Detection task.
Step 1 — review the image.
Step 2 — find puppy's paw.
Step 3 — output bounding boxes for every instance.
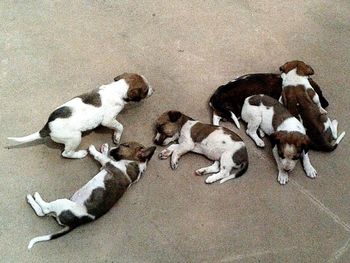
[205,175,219,184]
[305,165,317,179]
[100,143,109,155]
[170,159,179,170]
[320,107,327,115]
[278,172,289,185]
[76,150,88,159]
[33,192,41,201]
[159,149,172,160]
[255,139,265,148]
[88,145,97,154]
[113,132,122,145]
[26,194,34,203]
[195,168,206,176]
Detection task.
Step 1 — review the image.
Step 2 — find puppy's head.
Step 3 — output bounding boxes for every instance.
[154,111,185,145]
[271,131,310,172]
[279,60,314,76]
[114,73,153,102]
[109,142,156,163]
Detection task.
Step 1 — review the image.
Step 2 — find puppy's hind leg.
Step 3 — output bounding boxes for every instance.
[57,133,87,159]
[246,116,265,147]
[205,152,231,184]
[195,161,220,176]
[27,194,45,216]
[102,118,124,145]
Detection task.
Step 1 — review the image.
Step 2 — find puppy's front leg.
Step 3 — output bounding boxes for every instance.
[272,146,289,185]
[89,145,111,166]
[102,118,124,145]
[170,143,193,170]
[159,144,178,160]
[302,151,317,179]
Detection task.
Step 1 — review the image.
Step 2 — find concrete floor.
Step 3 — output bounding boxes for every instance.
[1,1,349,262]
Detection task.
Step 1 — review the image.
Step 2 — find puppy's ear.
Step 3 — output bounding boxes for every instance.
[137,146,156,162]
[168,111,182,122]
[297,62,314,76]
[114,73,126,82]
[279,63,287,73]
[300,135,310,153]
[270,131,284,147]
[126,88,142,102]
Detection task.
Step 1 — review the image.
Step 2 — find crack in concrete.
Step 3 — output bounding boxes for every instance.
[291,181,350,233]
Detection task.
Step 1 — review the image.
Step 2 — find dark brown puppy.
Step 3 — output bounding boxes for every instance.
[282,85,345,152]
[209,72,329,128]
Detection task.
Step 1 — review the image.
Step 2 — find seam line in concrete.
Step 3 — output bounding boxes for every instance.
[291,180,350,233]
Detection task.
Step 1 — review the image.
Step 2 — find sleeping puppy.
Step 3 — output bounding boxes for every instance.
[8,73,153,158]
[26,142,156,249]
[209,68,329,128]
[279,60,327,114]
[241,95,315,185]
[280,61,345,151]
[282,85,345,151]
[154,111,248,184]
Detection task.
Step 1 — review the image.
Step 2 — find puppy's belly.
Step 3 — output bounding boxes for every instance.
[71,170,107,205]
[193,145,222,160]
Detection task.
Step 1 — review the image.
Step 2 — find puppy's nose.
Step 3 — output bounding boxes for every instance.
[283,168,292,172]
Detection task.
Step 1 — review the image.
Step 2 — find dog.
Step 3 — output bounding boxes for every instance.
[26,141,156,249]
[209,69,329,129]
[154,111,248,184]
[241,95,315,185]
[8,73,153,158]
[280,61,345,151]
[281,85,345,151]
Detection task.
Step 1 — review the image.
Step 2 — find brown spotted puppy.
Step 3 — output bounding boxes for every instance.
[26,142,156,250]
[279,60,327,114]
[241,95,314,185]
[281,85,345,151]
[8,73,153,159]
[154,111,248,184]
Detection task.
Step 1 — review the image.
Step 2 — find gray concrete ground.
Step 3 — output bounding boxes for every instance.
[1,1,349,262]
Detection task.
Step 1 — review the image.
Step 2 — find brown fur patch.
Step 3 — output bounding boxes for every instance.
[155,111,192,144]
[279,60,314,76]
[115,73,149,102]
[190,123,218,142]
[76,90,102,107]
[126,162,140,181]
[272,131,310,157]
[110,142,144,162]
[222,127,243,142]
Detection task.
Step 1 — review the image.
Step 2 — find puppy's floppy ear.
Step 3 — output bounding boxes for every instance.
[300,135,310,153]
[297,62,314,76]
[137,146,156,162]
[114,73,126,82]
[168,111,182,122]
[279,63,287,73]
[270,131,284,147]
[126,88,142,102]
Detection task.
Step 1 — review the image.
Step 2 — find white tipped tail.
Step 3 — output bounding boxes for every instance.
[230,111,240,129]
[28,234,52,250]
[7,132,41,144]
[335,131,346,145]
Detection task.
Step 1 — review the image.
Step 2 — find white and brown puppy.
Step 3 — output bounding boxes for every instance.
[241,95,315,185]
[279,60,326,114]
[26,142,156,249]
[154,111,248,184]
[8,73,153,158]
[209,71,329,128]
[281,85,345,151]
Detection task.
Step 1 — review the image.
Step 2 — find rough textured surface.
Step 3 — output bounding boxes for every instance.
[1,1,349,262]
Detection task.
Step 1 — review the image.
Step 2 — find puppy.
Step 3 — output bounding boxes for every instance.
[154,111,248,184]
[209,70,329,128]
[26,142,156,249]
[279,60,327,114]
[282,85,345,151]
[8,73,153,158]
[241,95,315,185]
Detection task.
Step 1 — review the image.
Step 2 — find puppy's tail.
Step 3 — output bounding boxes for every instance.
[28,226,74,250]
[220,161,248,184]
[7,131,42,144]
[8,123,50,144]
